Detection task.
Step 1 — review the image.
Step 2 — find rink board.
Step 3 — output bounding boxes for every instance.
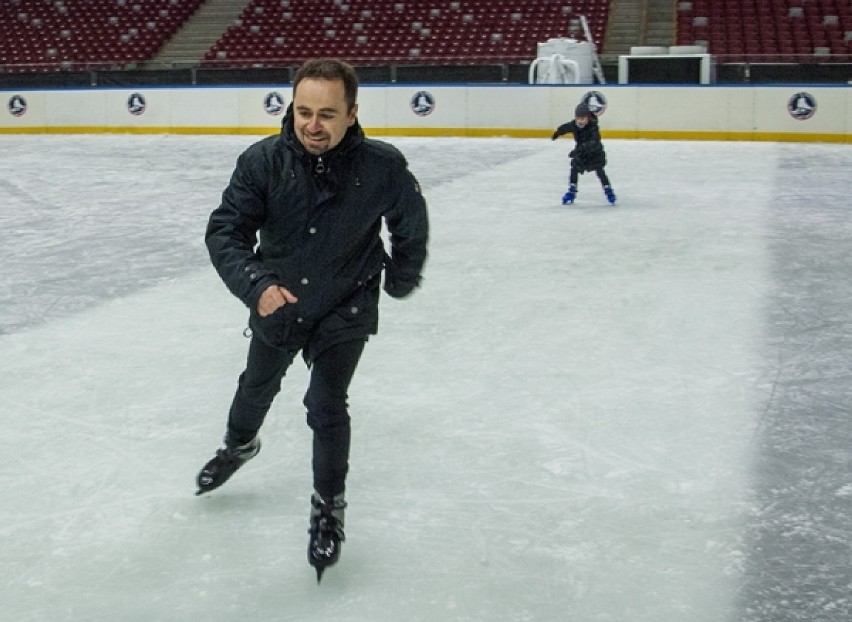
[1,84,849,142]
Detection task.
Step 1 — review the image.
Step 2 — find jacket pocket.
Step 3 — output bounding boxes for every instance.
[333,275,381,333]
[248,304,296,350]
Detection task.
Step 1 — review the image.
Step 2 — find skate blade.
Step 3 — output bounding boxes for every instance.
[315,566,325,583]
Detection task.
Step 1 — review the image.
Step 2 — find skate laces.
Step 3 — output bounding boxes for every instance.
[216,446,241,462]
[310,497,347,540]
[316,515,345,541]
[205,441,257,474]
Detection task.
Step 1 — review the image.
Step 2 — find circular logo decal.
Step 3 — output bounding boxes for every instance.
[127,92,147,116]
[8,95,27,117]
[582,91,607,116]
[787,92,816,120]
[264,91,285,116]
[410,91,436,116]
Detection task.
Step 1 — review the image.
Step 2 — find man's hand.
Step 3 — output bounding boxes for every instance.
[257,285,298,317]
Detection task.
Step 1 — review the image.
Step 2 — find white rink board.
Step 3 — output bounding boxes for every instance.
[1,84,849,140]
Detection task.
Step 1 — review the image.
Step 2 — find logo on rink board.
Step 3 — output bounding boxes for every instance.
[582,91,607,116]
[264,91,285,116]
[8,94,27,117]
[127,92,146,116]
[787,92,817,120]
[410,91,435,116]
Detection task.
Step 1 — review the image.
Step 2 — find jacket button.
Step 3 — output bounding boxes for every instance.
[309,227,317,234]
[301,277,309,285]
[296,317,304,324]
[350,306,359,314]
[249,273,258,281]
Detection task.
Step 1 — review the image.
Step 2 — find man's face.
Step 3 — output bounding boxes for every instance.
[293,77,357,155]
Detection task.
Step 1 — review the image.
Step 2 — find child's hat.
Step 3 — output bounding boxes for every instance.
[575,102,591,117]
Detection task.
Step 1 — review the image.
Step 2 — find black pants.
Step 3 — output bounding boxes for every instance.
[227,337,366,499]
[570,165,611,187]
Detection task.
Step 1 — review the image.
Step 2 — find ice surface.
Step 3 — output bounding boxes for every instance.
[1,134,850,622]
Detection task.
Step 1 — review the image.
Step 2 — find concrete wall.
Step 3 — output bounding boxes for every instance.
[1,84,850,142]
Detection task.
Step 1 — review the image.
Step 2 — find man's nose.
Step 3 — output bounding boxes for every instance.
[307,116,322,131]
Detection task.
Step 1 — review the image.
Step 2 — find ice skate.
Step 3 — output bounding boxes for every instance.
[195,435,261,495]
[308,492,347,583]
[603,185,616,205]
[562,183,578,205]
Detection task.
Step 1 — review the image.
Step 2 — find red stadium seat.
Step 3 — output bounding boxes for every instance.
[675,0,850,62]
[201,0,614,66]
[0,0,204,72]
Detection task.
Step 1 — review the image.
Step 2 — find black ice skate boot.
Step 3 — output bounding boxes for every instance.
[195,435,261,495]
[308,491,347,583]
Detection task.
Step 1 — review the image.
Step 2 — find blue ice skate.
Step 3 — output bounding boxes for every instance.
[562,183,578,205]
[603,185,616,205]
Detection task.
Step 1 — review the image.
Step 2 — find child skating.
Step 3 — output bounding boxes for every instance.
[551,102,616,205]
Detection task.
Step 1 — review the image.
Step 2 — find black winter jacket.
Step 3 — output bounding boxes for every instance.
[206,107,429,361]
[552,115,607,173]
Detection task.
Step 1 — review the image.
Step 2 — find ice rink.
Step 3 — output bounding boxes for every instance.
[1,133,851,622]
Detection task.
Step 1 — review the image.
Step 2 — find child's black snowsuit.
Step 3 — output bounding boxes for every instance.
[551,114,610,187]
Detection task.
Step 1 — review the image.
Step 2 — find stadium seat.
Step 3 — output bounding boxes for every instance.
[675,0,850,62]
[201,0,613,67]
[0,0,203,72]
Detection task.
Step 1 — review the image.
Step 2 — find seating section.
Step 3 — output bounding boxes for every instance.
[203,0,612,67]
[5,0,848,72]
[0,0,203,72]
[676,0,851,62]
